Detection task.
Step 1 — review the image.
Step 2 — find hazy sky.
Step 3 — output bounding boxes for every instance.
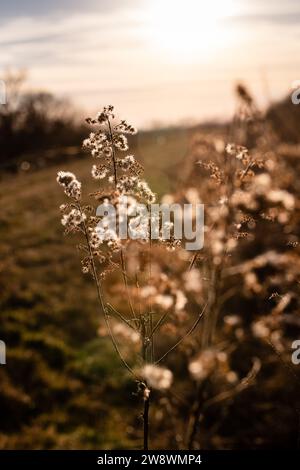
[0,0,299,127]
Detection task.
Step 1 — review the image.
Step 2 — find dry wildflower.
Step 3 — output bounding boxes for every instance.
[57,105,158,275]
[175,290,187,312]
[117,155,134,170]
[113,133,129,151]
[154,294,173,310]
[183,269,202,292]
[236,83,253,107]
[91,164,109,180]
[56,106,189,450]
[116,175,138,193]
[188,349,216,381]
[114,119,137,135]
[85,105,115,125]
[226,143,248,161]
[61,208,86,230]
[56,171,81,200]
[197,160,223,184]
[141,364,173,390]
[56,170,76,187]
[140,285,157,298]
[99,322,140,345]
[267,190,295,211]
[136,180,156,203]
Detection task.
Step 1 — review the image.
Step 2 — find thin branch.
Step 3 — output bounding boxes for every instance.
[149,310,170,339]
[79,204,137,379]
[203,357,261,408]
[155,301,208,365]
[104,312,139,378]
[107,118,118,186]
[143,391,150,450]
[106,303,138,331]
[120,248,138,326]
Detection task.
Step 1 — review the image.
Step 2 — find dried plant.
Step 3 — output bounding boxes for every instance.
[56,106,207,449]
[160,85,299,449]
[55,96,299,450]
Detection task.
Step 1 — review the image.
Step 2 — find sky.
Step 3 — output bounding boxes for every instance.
[0,0,299,127]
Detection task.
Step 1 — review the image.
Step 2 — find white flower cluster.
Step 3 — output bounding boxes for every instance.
[116,177,156,204]
[141,364,173,390]
[117,155,136,171]
[136,180,156,204]
[128,212,150,240]
[89,226,119,250]
[111,323,140,344]
[83,131,112,158]
[154,294,173,310]
[153,290,187,312]
[83,106,156,205]
[113,134,129,151]
[226,143,248,160]
[188,349,216,381]
[117,175,139,193]
[86,105,115,125]
[56,171,81,200]
[114,119,137,135]
[91,164,109,180]
[61,208,86,229]
[183,269,202,292]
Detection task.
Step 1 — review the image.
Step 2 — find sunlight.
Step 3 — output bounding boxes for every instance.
[145,0,238,60]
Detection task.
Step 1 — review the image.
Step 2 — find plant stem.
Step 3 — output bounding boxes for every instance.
[187,384,203,450]
[79,203,136,377]
[143,391,150,450]
[107,118,137,327]
[107,118,118,186]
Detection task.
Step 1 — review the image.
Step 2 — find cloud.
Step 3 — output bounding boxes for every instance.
[232,12,300,26]
[0,0,137,22]
[0,10,144,72]
[0,0,299,126]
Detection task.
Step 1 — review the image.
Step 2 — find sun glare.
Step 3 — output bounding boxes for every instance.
[145,0,237,60]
